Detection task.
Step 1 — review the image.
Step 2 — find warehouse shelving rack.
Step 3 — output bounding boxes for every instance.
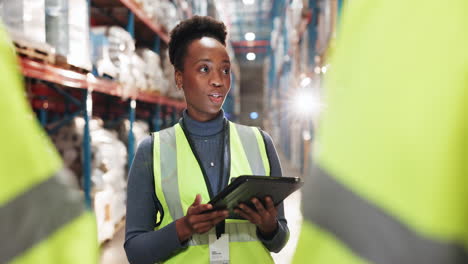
[21,0,187,207]
[265,0,342,175]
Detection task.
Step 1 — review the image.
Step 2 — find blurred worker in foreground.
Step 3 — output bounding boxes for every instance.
[0,24,99,263]
[293,0,468,263]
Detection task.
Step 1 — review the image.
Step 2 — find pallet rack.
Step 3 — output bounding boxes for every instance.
[21,0,186,208]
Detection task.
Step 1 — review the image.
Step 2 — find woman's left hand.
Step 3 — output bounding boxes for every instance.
[234,196,278,237]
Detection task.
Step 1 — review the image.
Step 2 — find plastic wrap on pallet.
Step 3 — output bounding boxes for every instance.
[91,26,139,98]
[270,17,280,51]
[45,0,69,56]
[1,0,46,43]
[51,117,84,178]
[90,31,117,78]
[136,48,164,93]
[192,0,208,16]
[91,26,135,76]
[316,0,333,55]
[67,0,91,70]
[51,117,127,191]
[116,120,150,148]
[90,123,127,192]
[94,188,126,243]
[130,53,147,92]
[152,0,180,32]
[118,54,138,99]
[141,0,156,19]
[162,50,184,99]
[88,117,127,243]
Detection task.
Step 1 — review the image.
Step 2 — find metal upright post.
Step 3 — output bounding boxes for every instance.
[126,10,135,38]
[126,9,136,169]
[128,99,136,169]
[161,105,167,129]
[153,35,160,54]
[39,96,48,126]
[152,103,161,132]
[171,106,177,125]
[82,89,92,208]
[337,0,344,19]
[308,0,319,67]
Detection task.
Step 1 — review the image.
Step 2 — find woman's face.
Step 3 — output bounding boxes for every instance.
[176,37,231,122]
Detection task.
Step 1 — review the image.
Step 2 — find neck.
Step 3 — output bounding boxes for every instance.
[181,109,225,137]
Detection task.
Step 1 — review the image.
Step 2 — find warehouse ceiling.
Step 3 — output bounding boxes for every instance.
[216,0,274,64]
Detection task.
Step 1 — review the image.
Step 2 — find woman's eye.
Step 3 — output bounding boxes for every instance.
[222,68,230,75]
[200,66,209,73]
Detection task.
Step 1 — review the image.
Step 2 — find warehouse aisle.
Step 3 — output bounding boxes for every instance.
[271,151,304,264]
[100,224,128,264]
[100,150,304,264]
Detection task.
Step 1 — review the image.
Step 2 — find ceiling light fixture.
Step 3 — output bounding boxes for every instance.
[244,32,256,41]
[246,52,256,61]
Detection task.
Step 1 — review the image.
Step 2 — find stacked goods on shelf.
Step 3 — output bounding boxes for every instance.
[1,0,91,70]
[152,0,181,32]
[51,117,84,180]
[315,0,335,56]
[191,0,208,16]
[1,0,47,43]
[135,0,156,19]
[130,53,147,93]
[89,118,127,243]
[0,0,56,63]
[285,0,304,44]
[50,117,128,243]
[91,26,139,98]
[136,48,164,94]
[45,0,69,56]
[90,30,117,78]
[162,50,184,100]
[67,0,92,71]
[129,0,181,32]
[116,120,150,149]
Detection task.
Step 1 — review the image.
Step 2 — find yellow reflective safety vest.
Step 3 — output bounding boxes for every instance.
[293,0,468,263]
[152,122,273,263]
[0,24,99,263]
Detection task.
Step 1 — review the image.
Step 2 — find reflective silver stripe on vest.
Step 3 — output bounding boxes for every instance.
[189,222,258,246]
[0,169,86,263]
[303,166,468,264]
[159,127,185,221]
[227,222,258,242]
[234,124,266,175]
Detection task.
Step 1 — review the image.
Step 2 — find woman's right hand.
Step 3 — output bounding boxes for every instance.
[176,194,228,242]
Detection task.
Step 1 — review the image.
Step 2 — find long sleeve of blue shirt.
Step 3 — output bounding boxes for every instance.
[124,116,289,263]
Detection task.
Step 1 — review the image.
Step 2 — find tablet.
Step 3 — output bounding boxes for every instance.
[208,175,304,219]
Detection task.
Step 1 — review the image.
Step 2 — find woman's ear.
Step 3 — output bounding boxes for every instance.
[175,70,183,90]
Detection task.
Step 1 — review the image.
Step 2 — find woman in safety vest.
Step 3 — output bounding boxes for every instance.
[125,16,289,264]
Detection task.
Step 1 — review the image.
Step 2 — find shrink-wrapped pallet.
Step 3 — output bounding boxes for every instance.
[1,0,46,43]
[67,0,91,70]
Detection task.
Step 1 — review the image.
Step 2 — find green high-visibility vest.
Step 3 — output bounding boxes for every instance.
[293,0,468,263]
[0,24,98,264]
[152,122,273,263]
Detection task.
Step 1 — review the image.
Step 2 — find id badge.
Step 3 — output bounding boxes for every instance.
[209,233,230,264]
